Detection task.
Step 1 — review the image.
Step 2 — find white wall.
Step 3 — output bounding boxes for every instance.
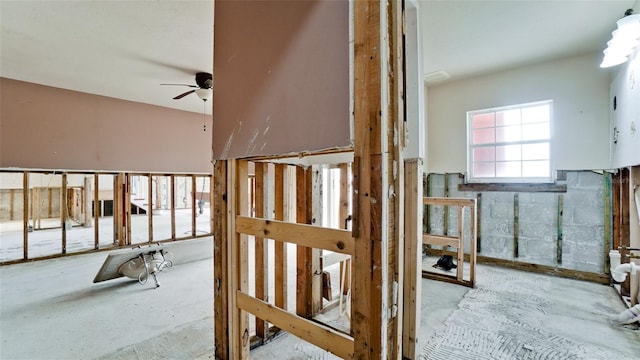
[611,47,640,168]
[426,52,611,174]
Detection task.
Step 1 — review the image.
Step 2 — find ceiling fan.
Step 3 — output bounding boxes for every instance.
[162,72,212,101]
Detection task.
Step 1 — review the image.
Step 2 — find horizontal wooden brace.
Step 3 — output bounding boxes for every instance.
[236,291,354,359]
[235,216,354,255]
[423,197,476,207]
[422,234,460,248]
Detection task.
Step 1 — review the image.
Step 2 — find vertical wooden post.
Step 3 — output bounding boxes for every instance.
[557,194,563,264]
[192,175,197,237]
[402,159,422,358]
[254,162,269,341]
[125,174,132,246]
[444,173,449,236]
[213,160,229,359]
[94,174,99,249]
[61,172,67,254]
[148,174,153,243]
[23,171,29,260]
[339,163,351,296]
[469,201,477,288]
[513,193,519,258]
[476,193,482,253]
[171,174,176,240]
[230,159,250,359]
[274,163,287,310]
[296,166,313,318]
[456,204,464,281]
[353,0,399,357]
[604,172,613,274]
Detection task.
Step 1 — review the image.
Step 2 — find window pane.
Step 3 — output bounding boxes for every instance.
[523,160,550,177]
[473,162,495,178]
[496,144,521,161]
[522,143,549,160]
[473,146,495,162]
[496,109,520,126]
[472,128,495,144]
[522,105,549,124]
[522,123,549,141]
[496,161,521,177]
[472,112,495,129]
[496,125,521,143]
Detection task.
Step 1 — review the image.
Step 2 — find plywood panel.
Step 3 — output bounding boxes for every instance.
[212,0,350,159]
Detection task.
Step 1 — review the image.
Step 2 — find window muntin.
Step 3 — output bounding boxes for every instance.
[467,100,552,183]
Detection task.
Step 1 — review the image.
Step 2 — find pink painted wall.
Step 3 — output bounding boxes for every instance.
[0,78,212,173]
[213,0,350,159]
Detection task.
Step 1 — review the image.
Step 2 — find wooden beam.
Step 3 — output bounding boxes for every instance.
[513,193,519,258]
[171,175,176,240]
[237,291,354,359]
[254,162,269,341]
[213,160,230,359]
[296,166,310,318]
[476,193,482,253]
[422,197,476,207]
[94,174,99,250]
[230,160,250,359]
[274,163,287,310]
[61,172,67,254]
[23,171,28,260]
[402,159,422,359]
[148,174,153,243]
[444,174,449,236]
[425,248,611,285]
[236,217,353,255]
[458,183,567,193]
[192,175,197,237]
[557,194,563,264]
[422,234,460,248]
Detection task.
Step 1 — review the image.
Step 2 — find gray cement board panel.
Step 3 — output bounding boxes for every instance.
[93,237,212,283]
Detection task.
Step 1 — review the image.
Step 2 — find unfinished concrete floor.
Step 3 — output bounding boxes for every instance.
[1,243,638,359]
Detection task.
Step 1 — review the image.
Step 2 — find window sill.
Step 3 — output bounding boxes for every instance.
[457,182,567,193]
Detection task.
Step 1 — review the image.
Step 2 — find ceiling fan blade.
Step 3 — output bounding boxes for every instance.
[173,89,196,100]
[161,83,199,88]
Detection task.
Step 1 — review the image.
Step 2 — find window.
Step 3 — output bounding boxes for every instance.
[467,100,553,183]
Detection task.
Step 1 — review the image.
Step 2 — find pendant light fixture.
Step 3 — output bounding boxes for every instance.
[600,9,640,68]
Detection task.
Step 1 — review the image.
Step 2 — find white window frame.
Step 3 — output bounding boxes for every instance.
[466,100,554,184]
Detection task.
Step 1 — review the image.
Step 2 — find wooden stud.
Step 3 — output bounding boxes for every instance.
[192,175,197,237]
[469,201,477,288]
[171,174,176,240]
[125,174,132,246]
[47,187,52,218]
[402,159,422,359]
[604,172,612,274]
[274,163,286,310]
[61,172,67,254]
[456,205,464,281]
[296,166,311,317]
[613,171,621,254]
[620,168,631,295]
[94,174,99,249]
[236,291,354,359]
[230,160,250,359]
[425,173,431,234]
[557,194,563,264]
[253,162,269,341]
[339,163,351,296]
[9,189,14,220]
[213,160,229,359]
[513,193,519,258]
[236,217,353,255]
[476,193,482,253]
[23,171,28,260]
[148,174,153,243]
[353,0,401,356]
[444,173,449,236]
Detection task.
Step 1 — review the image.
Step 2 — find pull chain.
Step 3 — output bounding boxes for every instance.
[203,100,206,132]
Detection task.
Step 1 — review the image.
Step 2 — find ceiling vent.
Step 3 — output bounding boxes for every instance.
[424,70,450,84]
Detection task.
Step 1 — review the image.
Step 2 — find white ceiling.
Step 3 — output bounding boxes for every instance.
[0,0,636,115]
